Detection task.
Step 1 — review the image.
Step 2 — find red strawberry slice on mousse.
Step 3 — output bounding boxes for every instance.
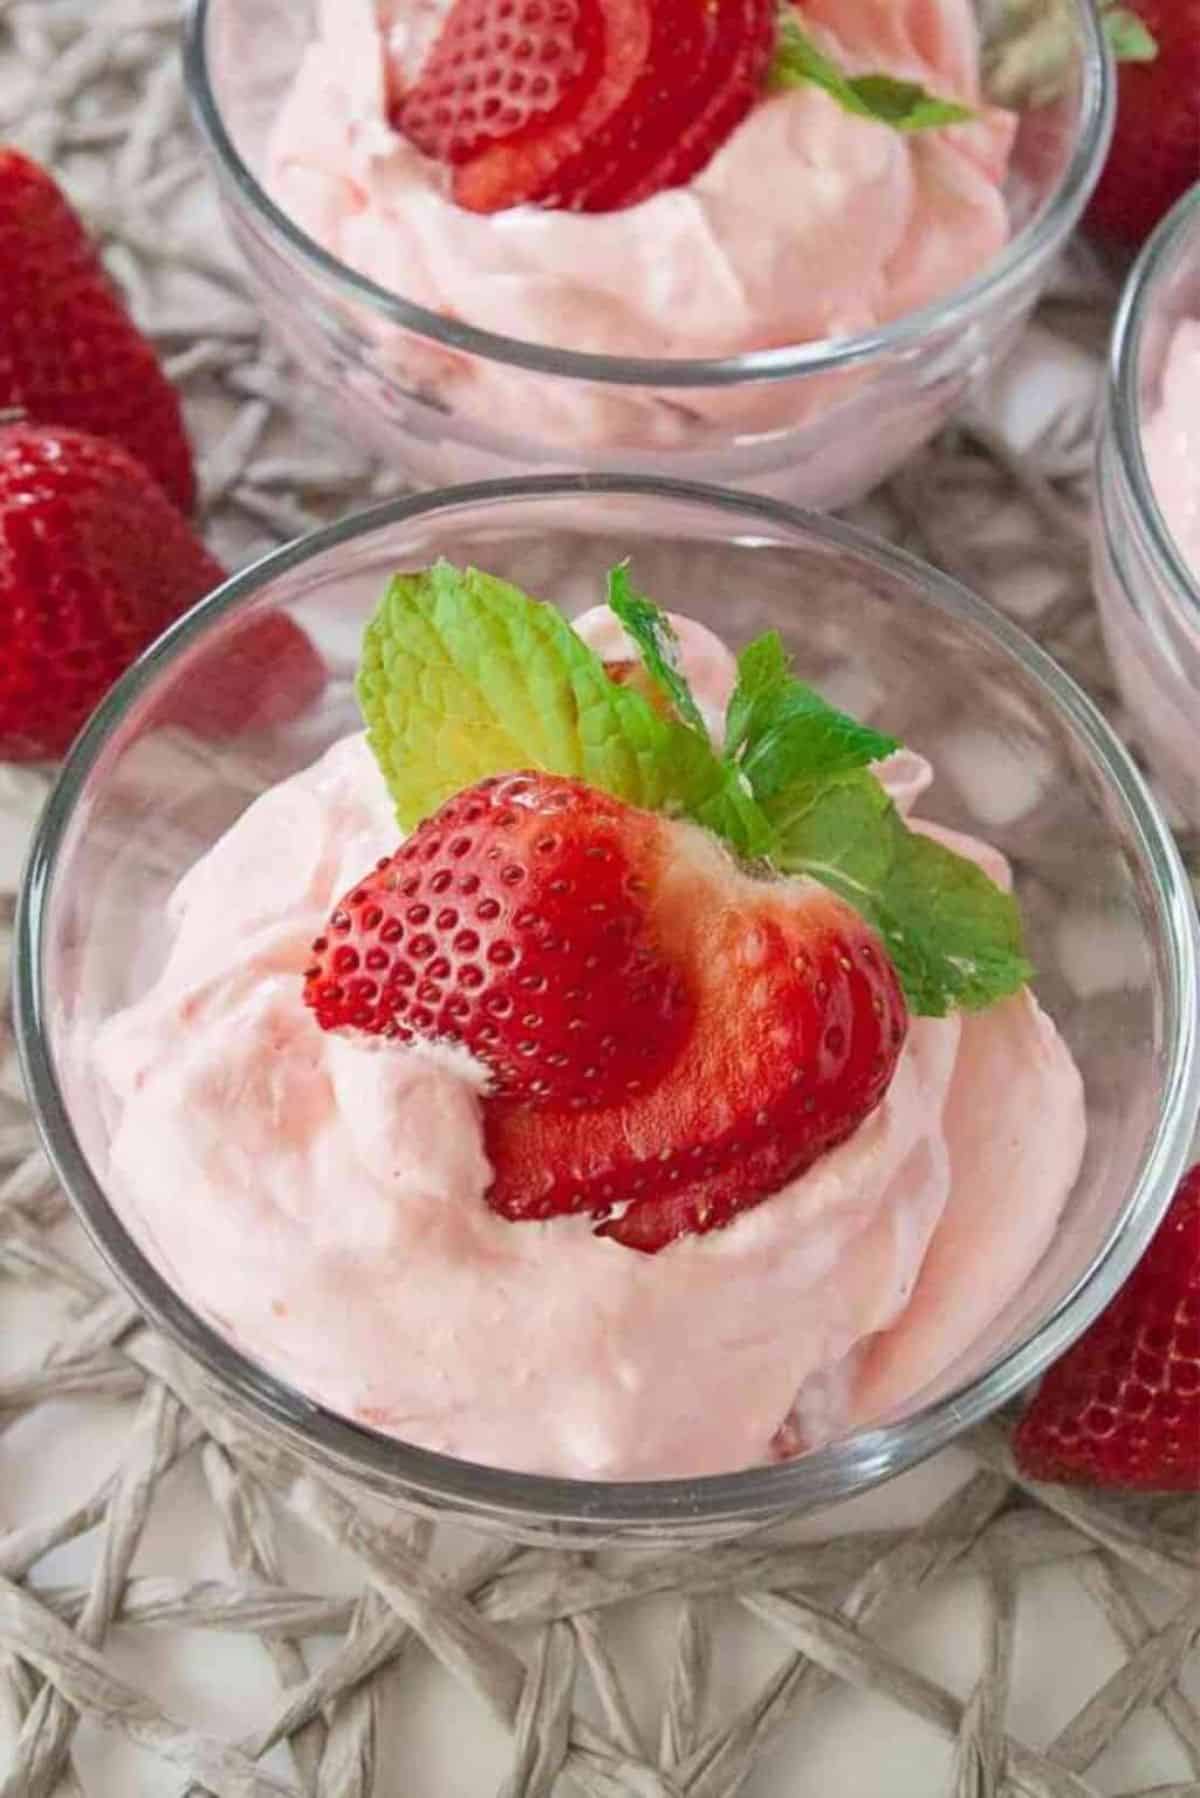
[305,769,907,1253]
[394,0,776,213]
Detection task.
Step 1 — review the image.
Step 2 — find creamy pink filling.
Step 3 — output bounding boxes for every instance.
[264,0,1014,365]
[1143,318,1200,586]
[87,614,1084,1479]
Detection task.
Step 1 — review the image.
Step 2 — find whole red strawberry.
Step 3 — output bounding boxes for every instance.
[394,0,775,213]
[1086,1,1200,247]
[1014,1166,1200,1491]
[167,610,329,741]
[0,424,324,760]
[0,148,195,511]
[306,769,907,1252]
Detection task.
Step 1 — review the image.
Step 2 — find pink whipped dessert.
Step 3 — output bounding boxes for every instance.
[89,566,1084,1479]
[1143,319,1200,581]
[265,0,1014,403]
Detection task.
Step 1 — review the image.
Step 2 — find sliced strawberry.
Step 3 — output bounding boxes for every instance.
[400,0,772,214]
[633,0,776,200]
[394,0,604,166]
[485,818,906,1250]
[308,773,907,1253]
[534,0,717,209]
[549,0,775,212]
[304,771,694,1110]
[451,0,652,211]
[1014,1166,1200,1491]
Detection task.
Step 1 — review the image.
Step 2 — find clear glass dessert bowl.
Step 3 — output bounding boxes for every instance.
[1093,180,1200,824]
[184,0,1112,508]
[15,477,1198,1546]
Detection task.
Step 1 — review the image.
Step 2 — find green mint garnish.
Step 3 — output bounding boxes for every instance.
[358,561,770,857]
[357,560,1031,1018]
[775,771,1032,1016]
[724,631,898,812]
[606,564,708,738]
[768,15,974,132]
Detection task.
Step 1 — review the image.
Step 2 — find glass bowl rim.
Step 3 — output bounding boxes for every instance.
[182,0,1113,391]
[15,473,1199,1525]
[1106,179,1200,635]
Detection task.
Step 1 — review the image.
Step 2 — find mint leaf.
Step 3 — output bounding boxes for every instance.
[606,564,708,737]
[769,16,973,131]
[1101,4,1156,62]
[357,561,1031,1021]
[358,561,772,855]
[776,770,1031,1016]
[725,631,898,810]
[723,631,790,761]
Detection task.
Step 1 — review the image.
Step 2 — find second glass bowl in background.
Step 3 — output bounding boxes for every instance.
[15,477,1198,1545]
[1094,181,1200,825]
[185,0,1111,508]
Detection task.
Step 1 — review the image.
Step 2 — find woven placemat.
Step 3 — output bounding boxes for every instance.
[1,5,1198,1796]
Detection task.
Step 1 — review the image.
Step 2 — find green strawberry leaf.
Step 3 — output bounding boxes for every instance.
[775,770,1032,1016]
[605,564,709,737]
[1101,4,1156,62]
[358,561,772,856]
[725,631,898,809]
[769,16,974,131]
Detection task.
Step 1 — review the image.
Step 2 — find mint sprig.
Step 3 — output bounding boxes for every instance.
[358,562,770,856]
[606,564,708,737]
[768,15,974,132]
[775,771,1031,1015]
[357,561,1031,1018]
[724,631,898,811]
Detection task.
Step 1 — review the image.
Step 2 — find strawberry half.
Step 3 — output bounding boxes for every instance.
[305,771,694,1108]
[0,148,196,513]
[486,808,906,1251]
[394,0,605,165]
[306,771,907,1252]
[395,0,775,213]
[1014,1166,1200,1491]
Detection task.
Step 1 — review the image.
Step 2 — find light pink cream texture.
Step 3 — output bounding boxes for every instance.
[265,0,1014,365]
[1143,319,1200,582]
[91,616,1084,1479]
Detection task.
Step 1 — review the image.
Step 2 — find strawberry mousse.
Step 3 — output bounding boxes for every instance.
[87,568,1085,1479]
[1143,318,1200,582]
[265,0,1015,368]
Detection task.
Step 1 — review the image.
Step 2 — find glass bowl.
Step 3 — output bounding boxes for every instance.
[15,477,1198,1546]
[1093,181,1200,824]
[184,0,1112,508]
